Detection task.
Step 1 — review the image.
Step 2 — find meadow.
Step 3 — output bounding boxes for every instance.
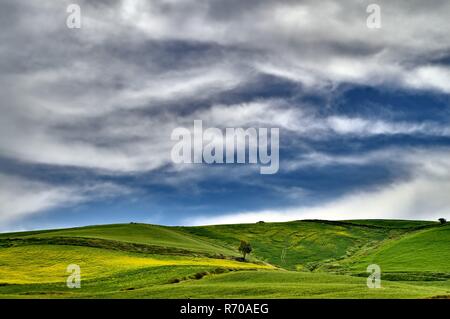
[0,220,448,298]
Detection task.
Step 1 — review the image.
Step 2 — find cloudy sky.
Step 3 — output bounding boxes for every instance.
[1,0,450,231]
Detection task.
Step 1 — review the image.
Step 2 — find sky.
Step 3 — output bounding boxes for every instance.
[1,0,450,232]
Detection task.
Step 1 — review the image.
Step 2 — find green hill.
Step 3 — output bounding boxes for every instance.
[0,223,237,256]
[180,220,392,270]
[340,224,450,279]
[0,219,448,298]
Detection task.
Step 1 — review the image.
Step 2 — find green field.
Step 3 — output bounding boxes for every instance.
[0,220,449,298]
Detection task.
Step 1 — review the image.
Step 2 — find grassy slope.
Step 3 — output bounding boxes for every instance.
[0,220,449,298]
[344,224,450,275]
[1,268,448,299]
[144,271,449,299]
[2,224,238,256]
[0,245,271,284]
[180,220,401,270]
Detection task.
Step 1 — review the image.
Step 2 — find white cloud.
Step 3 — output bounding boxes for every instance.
[187,172,450,225]
[106,0,450,92]
[0,173,132,228]
[1,0,449,174]
[188,172,450,226]
[405,66,450,94]
[326,116,450,136]
[187,148,450,225]
[0,174,82,227]
[1,0,450,226]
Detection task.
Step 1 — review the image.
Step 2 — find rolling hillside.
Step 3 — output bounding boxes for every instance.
[179,219,445,271]
[339,224,450,280]
[0,220,448,298]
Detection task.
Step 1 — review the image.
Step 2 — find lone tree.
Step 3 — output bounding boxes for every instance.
[438,218,447,224]
[238,240,252,261]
